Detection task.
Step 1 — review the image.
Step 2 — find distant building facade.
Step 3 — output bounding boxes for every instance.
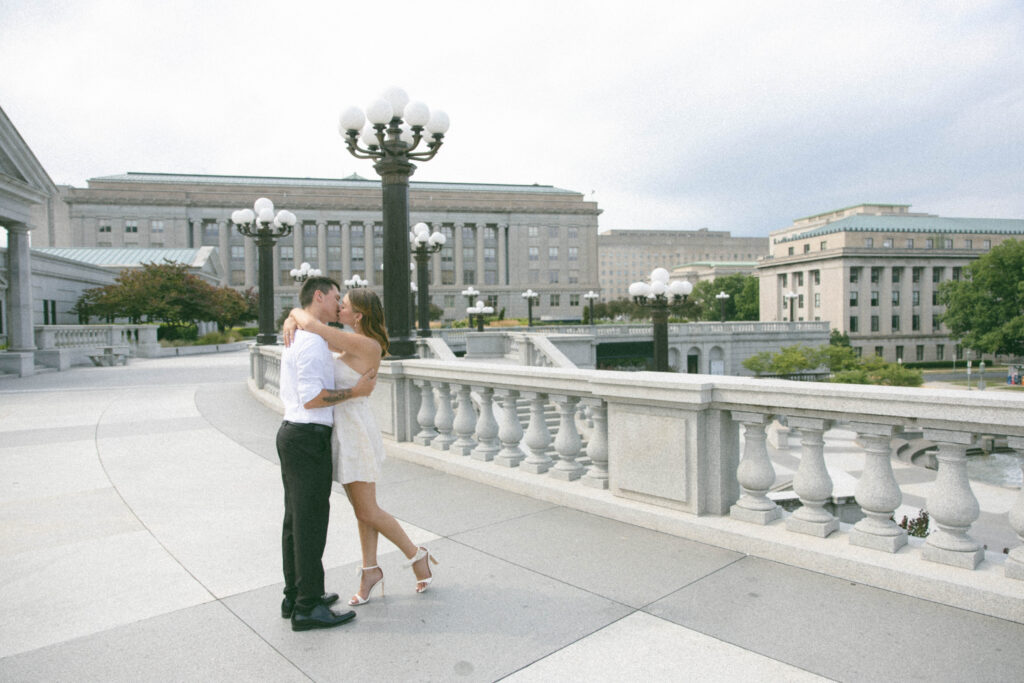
[51,173,602,322]
[758,203,1024,362]
[598,229,767,300]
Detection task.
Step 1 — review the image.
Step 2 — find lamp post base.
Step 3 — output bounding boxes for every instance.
[256,333,278,346]
[388,337,418,360]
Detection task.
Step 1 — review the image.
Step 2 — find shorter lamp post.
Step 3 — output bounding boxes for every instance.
[345,274,368,289]
[715,290,730,322]
[521,289,539,326]
[231,198,297,345]
[628,268,693,372]
[461,286,480,326]
[290,261,322,283]
[583,290,600,325]
[467,299,494,332]
[783,290,798,321]
[410,222,445,337]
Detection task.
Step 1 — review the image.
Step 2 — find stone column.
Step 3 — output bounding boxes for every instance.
[190,218,203,248]
[4,222,35,353]
[786,417,838,537]
[316,221,328,274]
[292,221,304,270]
[581,398,609,489]
[849,422,906,552]
[450,383,477,456]
[729,411,781,524]
[922,429,984,569]
[494,389,525,468]
[413,379,438,445]
[341,222,351,278]
[217,220,230,286]
[454,223,464,286]
[520,391,553,474]
[364,224,375,286]
[475,223,485,284]
[243,232,256,288]
[431,382,456,451]
[497,224,507,286]
[550,394,583,481]
[1004,436,1024,580]
[470,386,500,461]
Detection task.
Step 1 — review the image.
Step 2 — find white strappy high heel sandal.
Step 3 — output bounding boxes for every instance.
[348,565,384,606]
[404,547,439,593]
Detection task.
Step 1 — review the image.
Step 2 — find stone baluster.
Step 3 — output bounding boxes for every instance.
[520,391,553,474]
[581,398,608,489]
[729,411,781,524]
[470,386,500,461]
[786,417,838,537]
[494,389,525,468]
[550,394,583,481]
[413,379,438,445]
[431,382,456,451]
[449,384,477,456]
[849,423,906,552]
[922,429,984,569]
[1004,436,1024,579]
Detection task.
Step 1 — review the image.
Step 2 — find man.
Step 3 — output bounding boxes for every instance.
[276,276,376,631]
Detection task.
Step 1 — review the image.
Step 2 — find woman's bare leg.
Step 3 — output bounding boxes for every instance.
[344,482,432,588]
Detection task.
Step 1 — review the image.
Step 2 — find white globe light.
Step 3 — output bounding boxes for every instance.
[650,267,670,284]
[366,98,394,125]
[628,282,650,297]
[258,207,275,224]
[290,269,299,277]
[339,106,365,133]
[238,208,255,224]
[669,280,693,296]
[254,197,274,214]
[399,124,414,145]
[650,280,667,296]
[360,126,379,148]
[276,210,297,227]
[428,232,446,246]
[425,109,450,135]
[380,86,409,118]
[300,262,310,271]
[412,222,430,236]
[231,210,242,224]
[404,101,430,127]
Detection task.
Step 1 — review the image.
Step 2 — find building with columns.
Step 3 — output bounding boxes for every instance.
[598,228,767,301]
[758,203,1024,362]
[51,173,601,322]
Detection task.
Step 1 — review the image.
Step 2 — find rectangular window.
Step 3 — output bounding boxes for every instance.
[549,293,560,306]
[944,239,953,249]
[850,291,859,307]
[892,267,902,283]
[231,246,245,260]
[99,224,111,233]
[932,290,940,305]
[443,294,455,307]
[486,295,498,309]
[871,291,879,306]
[528,270,539,283]
[568,270,579,284]
[151,220,164,233]
[875,346,884,358]
[906,238,914,248]
[812,270,820,285]
[849,316,859,332]
[528,226,539,238]
[956,344,963,360]
[871,315,879,332]
[125,220,138,233]
[549,226,559,238]
[304,223,317,238]
[568,246,579,261]
[230,270,245,286]
[350,246,363,268]
[912,290,920,306]
[892,315,901,331]
[484,246,496,263]
[204,222,218,237]
[883,238,893,248]
[304,246,317,261]
[865,237,874,247]
[528,246,539,261]
[932,267,944,283]
[932,315,942,331]
[549,246,559,260]
[912,314,920,331]
[463,270,476,285]
[871,267,881,283]
[781,273,789,287]
[549,270,559,284]
[328,246,341,263]
[896,345,905,362]
[912,267,922,283]
[798,294,805,309]
[936,344,945,361]
[568,227,578,239]
[849,267,860,284]
[820,241,827,250]
[925,238,934,248]
[965,239,973,249]
[788,246,794,256]
[570,294,580,306]
[796,272,804,287]
[854,346,863,357]
[280,246,294,260]
[952,266,961,281]
[892,290,900,305]
[803,243,811,253]
[983,240,991,249]
[814,292,820,308]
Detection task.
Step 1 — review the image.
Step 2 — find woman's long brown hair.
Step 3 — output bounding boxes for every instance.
[347,288,390,357]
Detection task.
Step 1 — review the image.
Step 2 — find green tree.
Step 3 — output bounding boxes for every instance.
[939,238,1024,356]
[209,286,253,331]
[691,274,758,321]
[829,328,851,347]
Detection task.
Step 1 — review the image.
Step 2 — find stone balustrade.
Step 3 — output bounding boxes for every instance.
[31,324,161,369]
[247,344,1024,620]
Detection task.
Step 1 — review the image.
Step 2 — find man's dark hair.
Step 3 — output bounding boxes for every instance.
[299,276,340,307]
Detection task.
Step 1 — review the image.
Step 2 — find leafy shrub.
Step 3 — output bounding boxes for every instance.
[198,331,231,345]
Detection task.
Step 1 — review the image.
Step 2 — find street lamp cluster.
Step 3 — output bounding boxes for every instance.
[628,267,694,372]
[521,289,539,326]
[290,262,322,283]
[338,87,450,358]
[410,222,445,337]
[467,299,494,332]
[231,198,297,345]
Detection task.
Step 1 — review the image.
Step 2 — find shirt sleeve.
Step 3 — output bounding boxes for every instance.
[294,335,328,405]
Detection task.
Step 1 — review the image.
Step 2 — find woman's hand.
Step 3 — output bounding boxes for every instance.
[282,315,298,347]
[291,307,316,330]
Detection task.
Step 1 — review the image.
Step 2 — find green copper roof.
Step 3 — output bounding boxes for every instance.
[34,247,210,267]
[779,214,1024,243]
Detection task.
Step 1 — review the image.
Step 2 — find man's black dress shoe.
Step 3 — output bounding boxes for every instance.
[281,592,340,618]
[291,603,356,631]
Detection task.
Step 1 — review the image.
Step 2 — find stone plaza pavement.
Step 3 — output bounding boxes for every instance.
[1,350,1023,682]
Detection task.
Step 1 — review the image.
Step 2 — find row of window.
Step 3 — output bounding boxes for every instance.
[850,290,943,306]
[98,220,164,234]
[855,344,963,362]
[850,266,961,284]
[789,237,992,255]
[848,314,942,333]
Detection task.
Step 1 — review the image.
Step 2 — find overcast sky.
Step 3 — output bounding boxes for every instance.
[2,0,1022,237]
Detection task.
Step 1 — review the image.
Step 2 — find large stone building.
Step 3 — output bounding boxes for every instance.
[598,229,767,300]
[758,203,1024,362]
[50,172,602,322]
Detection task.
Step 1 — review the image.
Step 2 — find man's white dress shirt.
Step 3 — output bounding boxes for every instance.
[279,330,334,427]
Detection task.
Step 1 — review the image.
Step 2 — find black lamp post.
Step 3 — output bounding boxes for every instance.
[715,290,730,322]
[467,300,494,332]
[410,222,445,337]
[521,289,538,327]
[784,290,798,321]
[629,268,693,372]
[338,88,449,359]
[232,198,297,345]
[461,286,480,327]
[583,290,600,325]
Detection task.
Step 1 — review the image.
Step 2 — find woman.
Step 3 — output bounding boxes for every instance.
[284,288,437,605]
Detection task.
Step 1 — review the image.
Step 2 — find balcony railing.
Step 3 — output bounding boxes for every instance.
[248,345,1024,623]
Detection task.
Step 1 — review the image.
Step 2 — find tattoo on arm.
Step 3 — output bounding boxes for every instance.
[321,388,353,405]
